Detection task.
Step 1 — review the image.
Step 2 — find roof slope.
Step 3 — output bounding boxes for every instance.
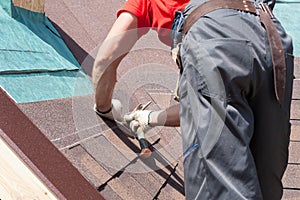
[18,0,300,199]
[1,0,299,199]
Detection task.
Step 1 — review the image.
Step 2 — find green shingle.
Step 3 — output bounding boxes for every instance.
[0,1,93,103]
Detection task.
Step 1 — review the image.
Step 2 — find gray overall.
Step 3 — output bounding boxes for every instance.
[178,0,294,199]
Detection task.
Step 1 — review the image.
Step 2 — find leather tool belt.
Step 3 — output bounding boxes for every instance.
[177,0,286,105]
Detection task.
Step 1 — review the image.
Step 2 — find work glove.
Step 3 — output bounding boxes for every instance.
[124,110,154,133]
[125,110,153,159]
[94,99,123,122]
[124,104,154,159]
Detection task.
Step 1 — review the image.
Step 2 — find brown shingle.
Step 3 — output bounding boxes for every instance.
[283,165,300,188]
[0,88,104,199]
[289,142,300,164]
[291,100,300,120]
[291,120,300,141]
[282,189,300,200]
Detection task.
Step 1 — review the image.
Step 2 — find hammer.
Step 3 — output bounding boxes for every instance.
[127,101,152,158]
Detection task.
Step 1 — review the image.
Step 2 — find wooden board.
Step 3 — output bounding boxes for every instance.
[0,136,57,200]
[12,0,44,13]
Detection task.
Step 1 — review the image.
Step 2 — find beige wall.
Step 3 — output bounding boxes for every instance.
[13,0,44,13]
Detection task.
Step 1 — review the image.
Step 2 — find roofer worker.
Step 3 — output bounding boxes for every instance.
[174,0,294,199]
[122,0,294,200]
[93,0,294,199]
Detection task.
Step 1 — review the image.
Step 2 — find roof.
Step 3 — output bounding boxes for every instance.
[1,0,300,199]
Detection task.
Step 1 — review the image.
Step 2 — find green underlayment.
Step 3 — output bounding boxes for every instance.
[0,0,93,103]
[273,0,300,56]
[0,0,298,103]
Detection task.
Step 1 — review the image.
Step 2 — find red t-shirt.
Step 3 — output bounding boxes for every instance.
[117,0,189,45]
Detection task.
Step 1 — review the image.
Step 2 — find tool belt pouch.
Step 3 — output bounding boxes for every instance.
[171,11,185,102]
[171,10,185,72]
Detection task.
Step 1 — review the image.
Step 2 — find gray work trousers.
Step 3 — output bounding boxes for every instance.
[179,8,294,200]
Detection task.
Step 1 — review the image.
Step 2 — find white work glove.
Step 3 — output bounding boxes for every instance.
[124,110,154,133]
[124,109,154,159]
[94,99,123,122]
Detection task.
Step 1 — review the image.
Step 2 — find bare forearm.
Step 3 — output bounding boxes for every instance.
[92,12,138,112]
[149,104,180,127]
[92,57,120,112]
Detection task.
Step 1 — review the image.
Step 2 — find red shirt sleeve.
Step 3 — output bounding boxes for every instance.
[117,0,151,36]
[117,0,189,45]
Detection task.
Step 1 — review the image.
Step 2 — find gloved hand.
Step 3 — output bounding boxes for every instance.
[94,99,123,122]
[124,107,154,159]
[127,120,152,158]
[124,110,154,132]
